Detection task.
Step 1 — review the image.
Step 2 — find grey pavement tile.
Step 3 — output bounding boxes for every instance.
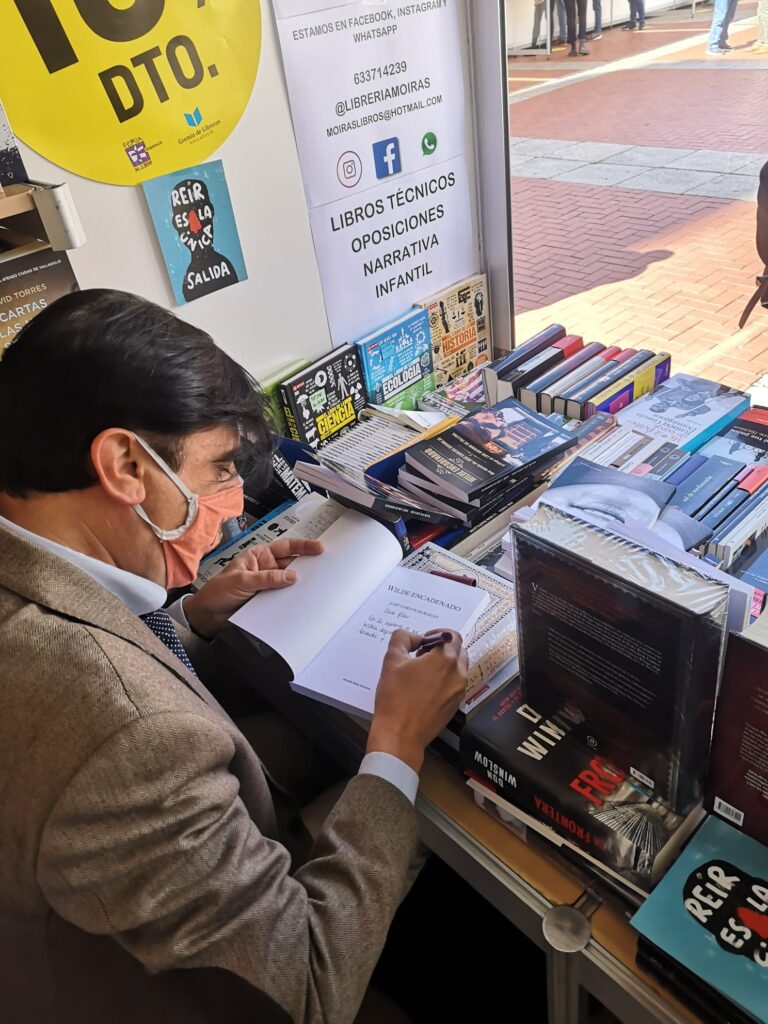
[669,150,759,173]
[612,146,698,167]
[506,137,573,158]
[508,152,537,168]
[555,141,633,162]
[621,167,720,194]
[553,162,646,186]
[510,156,588,178]
[731,155,768,178]
[686,174,759,201]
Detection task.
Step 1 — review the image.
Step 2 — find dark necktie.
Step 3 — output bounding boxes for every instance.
[140,609,197,677]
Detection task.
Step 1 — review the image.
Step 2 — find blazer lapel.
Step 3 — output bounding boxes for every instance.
[0,524,229,716]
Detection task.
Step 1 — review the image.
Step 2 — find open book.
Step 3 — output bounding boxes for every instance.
[229,510,489,716]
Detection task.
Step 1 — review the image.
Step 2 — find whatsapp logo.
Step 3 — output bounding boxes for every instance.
[421,131,438,156]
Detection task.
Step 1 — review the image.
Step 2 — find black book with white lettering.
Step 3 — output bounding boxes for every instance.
[279,346,367,450]
[461,682,701,895]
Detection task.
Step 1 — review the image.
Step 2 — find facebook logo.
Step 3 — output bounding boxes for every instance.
[372,137,401,179]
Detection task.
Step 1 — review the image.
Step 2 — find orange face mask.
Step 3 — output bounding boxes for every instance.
[131,434,244,589]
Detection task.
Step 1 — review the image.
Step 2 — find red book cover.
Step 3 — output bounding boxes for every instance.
[706,631,768,845]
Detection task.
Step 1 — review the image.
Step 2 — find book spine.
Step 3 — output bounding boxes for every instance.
[682,396,752,453]
[671,456,746,516]
[566,350,654,420]
[491,324,566,378]
[584,353,671,419]
[559,350,636,403]
[278,382,302,442]
[520,340,601,412]
[664,452,708,487]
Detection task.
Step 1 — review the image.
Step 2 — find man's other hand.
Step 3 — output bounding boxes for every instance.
[367,629,469,774]
[183,538,324,639]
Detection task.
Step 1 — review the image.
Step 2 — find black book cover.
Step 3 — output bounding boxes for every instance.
[461,682,688,893]
[512,504,729,814]
[404,399,574,502]
[279,345,367,449]
[706,631,768,847]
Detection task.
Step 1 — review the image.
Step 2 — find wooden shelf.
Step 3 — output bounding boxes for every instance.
[0,184,37,220]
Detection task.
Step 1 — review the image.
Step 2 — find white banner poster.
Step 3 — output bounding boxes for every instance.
[273,0,477,344]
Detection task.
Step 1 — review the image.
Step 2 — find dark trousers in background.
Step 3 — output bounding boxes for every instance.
[565,0,588,43]
[629,0,646,25]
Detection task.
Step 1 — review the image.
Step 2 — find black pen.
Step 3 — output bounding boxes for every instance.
[415,631,454,657]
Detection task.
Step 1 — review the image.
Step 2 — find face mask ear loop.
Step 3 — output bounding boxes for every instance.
[131,433,199,542]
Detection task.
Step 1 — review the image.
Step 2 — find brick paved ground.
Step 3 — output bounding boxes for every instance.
[508,1,768,388]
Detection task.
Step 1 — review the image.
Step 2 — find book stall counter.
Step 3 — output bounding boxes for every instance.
[220,626,702,1024]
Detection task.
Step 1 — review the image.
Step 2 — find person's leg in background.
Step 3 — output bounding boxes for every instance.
[717,0,739,48]
[555,0,568,42]
[592,0,603,38]
[755,0,768,47]
[707,0,734,51]
[565,0,578,53]
[623,0,637,29]
[636,0,646,27]
[532,0,546,47]
[576,0,589,51]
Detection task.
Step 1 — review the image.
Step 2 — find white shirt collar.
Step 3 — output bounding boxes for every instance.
[0,513,166,615]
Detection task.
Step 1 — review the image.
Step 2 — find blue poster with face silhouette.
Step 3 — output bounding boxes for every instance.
[142,159,247,306]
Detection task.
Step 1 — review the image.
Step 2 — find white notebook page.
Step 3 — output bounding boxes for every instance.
[292,565,489,716]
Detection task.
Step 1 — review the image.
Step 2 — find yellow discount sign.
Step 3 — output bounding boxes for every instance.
[0,0,261,186]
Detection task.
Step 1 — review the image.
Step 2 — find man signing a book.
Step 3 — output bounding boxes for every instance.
[0,290,470,1024]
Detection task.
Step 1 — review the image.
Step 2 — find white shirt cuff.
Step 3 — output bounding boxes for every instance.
[358,751,419,805]
[166,594,192,631]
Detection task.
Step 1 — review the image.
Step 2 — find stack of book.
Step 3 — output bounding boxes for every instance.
[481,326,671,421]
[630,816,768,1023]
[395,399,577,531]
[461,681,703,897]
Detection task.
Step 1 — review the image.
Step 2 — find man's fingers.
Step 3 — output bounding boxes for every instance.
[387,629,424,656]
[227,567,299,595]
[266,537,325,562]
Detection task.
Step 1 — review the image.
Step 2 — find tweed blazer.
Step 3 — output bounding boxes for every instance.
[0,523,419,1023]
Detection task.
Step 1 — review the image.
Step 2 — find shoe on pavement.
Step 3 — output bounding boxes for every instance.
[706,46,726,54]
[568,45,579,55]
[721,42,734,50]
[591,31,603,39]
[638,21,646,28]
[621,22,636,30]
[578,45,590,54]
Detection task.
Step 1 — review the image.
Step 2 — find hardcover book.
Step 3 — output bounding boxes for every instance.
[583,352,672,419]
[630,815,768,1024]
[496,335,584,401]
[279,345,367,449]
[416,273,490,387]
[706,626,768,847]
[701,406,768,465]
[519,341,606,412]
[616,374,750,452]
[355,307,434,411]
[512,504,730,813]
[230,510,489,717]
[259,358,311,436]
[461,682,700,895]
[565,350,654,421]
[404,399,575,503]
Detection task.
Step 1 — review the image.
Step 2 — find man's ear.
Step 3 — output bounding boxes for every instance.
[90,429,148,506]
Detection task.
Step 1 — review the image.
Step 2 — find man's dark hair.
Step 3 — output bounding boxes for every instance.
[0,289,274,497]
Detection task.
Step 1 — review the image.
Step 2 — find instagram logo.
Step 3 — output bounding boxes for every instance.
[336,150,363,188]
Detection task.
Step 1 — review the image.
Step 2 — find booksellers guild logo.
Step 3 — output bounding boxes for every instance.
[684,859,768,967]
[125,139,151,169]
